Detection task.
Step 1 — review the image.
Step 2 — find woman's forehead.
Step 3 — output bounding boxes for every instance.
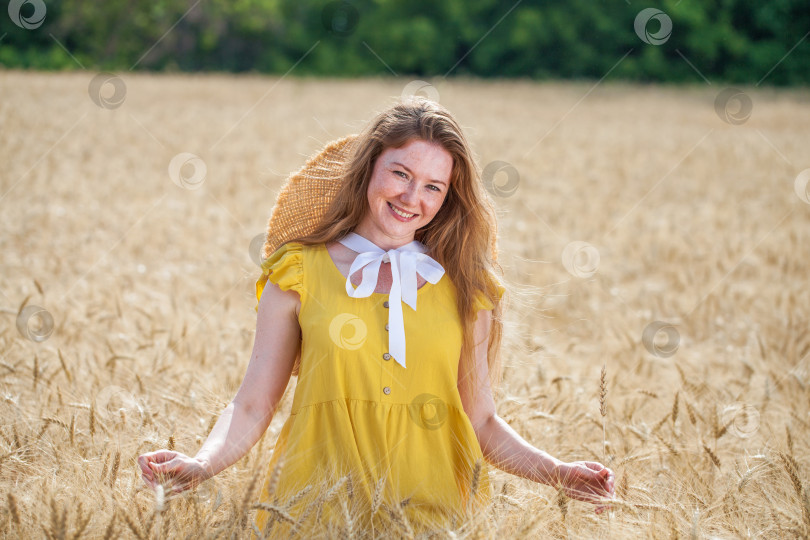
[378,140,453,183]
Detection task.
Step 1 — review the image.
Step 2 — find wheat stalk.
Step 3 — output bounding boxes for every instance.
[89,402,96,440]
[600,364,608,462]
[671,391,679,426]
[467,459,481,516]
[7,492,20,528]
[108,450,120,487]
[121,508,146,540]
[386,501,414,539]
[340,497,353,540]
[556,488,568,522]
[684,399,698,426]
[101,512,116,540]
[702,444,721,469]
[283,485,313,511]
[68,414,75,446]
[371,476,385,516]
[253,502,295,524]
[265,453,285,502]
[290,494,320,537]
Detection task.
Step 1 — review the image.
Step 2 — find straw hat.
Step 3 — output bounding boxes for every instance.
[259,133,499,264]
[260,134,358,261]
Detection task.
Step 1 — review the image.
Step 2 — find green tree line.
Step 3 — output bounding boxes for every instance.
[1,0,808,85]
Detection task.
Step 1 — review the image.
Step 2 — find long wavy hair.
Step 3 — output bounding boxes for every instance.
[288,97,505,399]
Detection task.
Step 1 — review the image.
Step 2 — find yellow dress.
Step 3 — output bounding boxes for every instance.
[252,241,501,536]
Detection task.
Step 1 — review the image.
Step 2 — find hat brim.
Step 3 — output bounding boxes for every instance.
[261,134,359,261]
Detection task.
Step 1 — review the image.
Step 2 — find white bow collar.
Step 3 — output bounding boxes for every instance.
[337,232,445,368]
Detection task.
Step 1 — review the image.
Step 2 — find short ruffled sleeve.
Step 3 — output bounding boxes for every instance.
[255,242,304,312]
[473,282,506,313]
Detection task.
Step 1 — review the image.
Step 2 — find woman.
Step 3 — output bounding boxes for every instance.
[138,97,615,535]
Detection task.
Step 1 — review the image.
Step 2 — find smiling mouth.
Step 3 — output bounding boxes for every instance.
[387,202,417,219]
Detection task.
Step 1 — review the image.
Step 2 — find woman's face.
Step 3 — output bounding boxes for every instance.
[354,138,453,249]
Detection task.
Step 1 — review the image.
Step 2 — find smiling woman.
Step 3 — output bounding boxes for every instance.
[356,139,454,249]
[137,97,615,537]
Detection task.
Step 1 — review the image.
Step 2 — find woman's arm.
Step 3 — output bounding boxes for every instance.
[457,310,615,508]
[138,280,301,491]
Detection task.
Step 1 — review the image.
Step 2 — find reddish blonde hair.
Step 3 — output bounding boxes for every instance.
[288,97,504,398]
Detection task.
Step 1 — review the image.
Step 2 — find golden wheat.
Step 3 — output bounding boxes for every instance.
[1,71,808,539]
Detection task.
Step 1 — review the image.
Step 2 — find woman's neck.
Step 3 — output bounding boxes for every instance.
[350,224,416,251]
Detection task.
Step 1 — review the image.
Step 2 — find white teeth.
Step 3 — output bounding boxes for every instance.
[388,202,415,218]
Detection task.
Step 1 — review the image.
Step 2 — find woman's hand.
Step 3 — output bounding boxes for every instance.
[555,460,615,513]
[137,450,212,494]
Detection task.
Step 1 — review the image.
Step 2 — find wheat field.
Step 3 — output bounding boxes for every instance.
[1,70,809,538]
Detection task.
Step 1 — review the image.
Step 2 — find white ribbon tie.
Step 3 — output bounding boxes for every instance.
[337,232,445,368]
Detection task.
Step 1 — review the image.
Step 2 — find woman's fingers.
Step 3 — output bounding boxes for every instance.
[137,450,206,495]
[137,450,188,491]
[141,472,157,490]
[147,450,179,464]
[579,462,616,496]
[137,454,154,475]
[605,469,616,496]
[581,461,605,472]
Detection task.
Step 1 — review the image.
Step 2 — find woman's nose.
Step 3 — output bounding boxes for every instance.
[399,183,418,206]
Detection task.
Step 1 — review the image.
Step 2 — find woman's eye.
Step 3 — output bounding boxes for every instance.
[394,170,408,179]
[427,185,441,192]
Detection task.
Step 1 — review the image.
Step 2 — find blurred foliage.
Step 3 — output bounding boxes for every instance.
[0,0,808,85]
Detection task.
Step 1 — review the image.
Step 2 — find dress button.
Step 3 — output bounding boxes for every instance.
[383,301,389,308]
[382,353,391,361]
[385,323,389,331]
[383,386,391,395]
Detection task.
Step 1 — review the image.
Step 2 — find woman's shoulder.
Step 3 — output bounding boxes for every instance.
[255,241,311,310]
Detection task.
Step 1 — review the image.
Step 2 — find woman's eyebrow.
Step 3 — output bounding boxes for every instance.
[391,161,447,185]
